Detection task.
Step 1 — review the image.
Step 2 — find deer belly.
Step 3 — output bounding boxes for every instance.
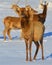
[13,23,21,29]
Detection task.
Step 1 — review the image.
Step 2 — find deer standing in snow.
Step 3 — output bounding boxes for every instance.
[19,2,48,61]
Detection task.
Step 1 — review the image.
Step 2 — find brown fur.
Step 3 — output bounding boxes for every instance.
[33,3,48,24]
[20,2,48,61]
[3,16,21,40]
[11,4,46,61]
[3,5,26,40]
[11,4,38,17]
[3,3,48,61]
[21,15,45,61]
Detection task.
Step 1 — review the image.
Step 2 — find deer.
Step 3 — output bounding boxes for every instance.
[33,1,48,24]
[15,0,48,25]
[3,5,26,40]
[27,2,48,60]
[3,4,38,40]
[17,1,48,61]
[3,16,22,40]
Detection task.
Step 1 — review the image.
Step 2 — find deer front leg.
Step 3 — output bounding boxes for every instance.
[29,40,32,61]
[25,40,28,61]
[20,30,23,39]
[3,29,7,40]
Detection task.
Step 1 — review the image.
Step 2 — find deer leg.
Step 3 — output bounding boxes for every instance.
[3,29,7,40]
[33,41,39,60]
[20,31,23,39]
[40,37,44,60]
[7,29,12,40]
[25,39,28,61]
[29,40,32,61]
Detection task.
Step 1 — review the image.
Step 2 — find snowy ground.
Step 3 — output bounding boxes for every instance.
[0,0,52,65]
[0,37,52,65]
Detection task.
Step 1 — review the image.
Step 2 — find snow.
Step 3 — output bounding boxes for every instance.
[0,37,52,65]
[0,0,52,65]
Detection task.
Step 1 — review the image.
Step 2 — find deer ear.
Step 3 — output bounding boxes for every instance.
[25,8,28,11]
[40,3,43,6]
[25,6,29,11]
[11,4,20,10]
[40,3,43,9]
[29,7,31,11]
[47,3,48,6]
[11,4,15,9]
[25,5,31,11]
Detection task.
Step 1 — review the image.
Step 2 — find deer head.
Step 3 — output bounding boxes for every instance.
[25,5,37,19]
[40,1,48,9]
[11,4,21,16]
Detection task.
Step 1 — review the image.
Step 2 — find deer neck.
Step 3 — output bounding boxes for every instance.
[42,6,47,18]
[38,6,47,24]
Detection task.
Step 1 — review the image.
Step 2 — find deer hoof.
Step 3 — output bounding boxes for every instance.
[29,58,32,61]
[26,58,28,61]
[33,57,36,60]
[42,57,44,60]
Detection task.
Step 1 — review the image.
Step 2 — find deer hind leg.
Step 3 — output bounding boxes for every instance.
[20,30,23,39]
[7,29,12,40]
[25,39,28,61]
[33,41,39,60]
[40,37,44,60]
[3,28,7,40]
[29,40,32,61]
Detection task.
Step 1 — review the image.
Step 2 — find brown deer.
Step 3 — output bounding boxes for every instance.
[33,1,48,24]
[3,5,26,40]
[19,2,48,61]
[20,10,45,61]
[3,16,22,40]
